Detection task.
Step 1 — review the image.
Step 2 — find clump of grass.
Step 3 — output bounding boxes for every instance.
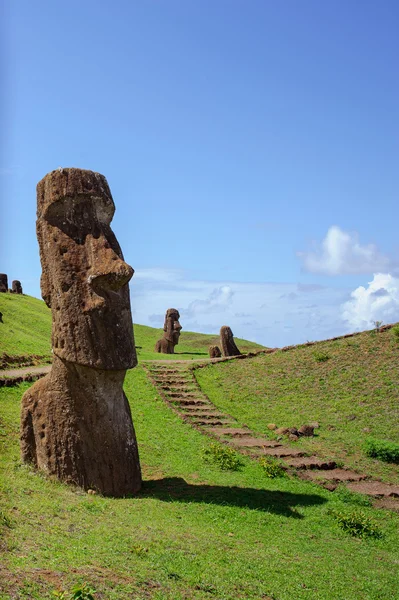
[201,443,243,471]
[333,485,371,507]
[391,324,399,343]
[53,583,96,600]
[259,456,286,478]
[328,508,383,539]
[313,351,330,363]
[0,510,13,530]
[364,438,399,464]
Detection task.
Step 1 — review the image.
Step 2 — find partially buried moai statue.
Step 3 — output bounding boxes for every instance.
[209,345,221,358]
[155,308,182,354]
[12,280,23,294]
[20,168,141,496]
[0,274,8,293]
[220,325,241,357]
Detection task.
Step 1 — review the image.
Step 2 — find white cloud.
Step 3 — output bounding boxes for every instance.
[133,267,184,282]
[342,273,399,330]
[130,268,350,347]
[298,226,392,275]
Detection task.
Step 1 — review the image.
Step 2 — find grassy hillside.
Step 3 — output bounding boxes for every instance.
[0,293,52,358]
[0,293,264,364]
[195,327,399,483]
[134,323,264,360]
[1,370,398,599]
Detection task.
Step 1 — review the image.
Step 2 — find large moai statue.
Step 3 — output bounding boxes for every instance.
[155,308,182,354]
[220,325,241,357]
[20,168,141,497]
[12,280,23,294]
[209,345,221,358]
[0,274,8,293]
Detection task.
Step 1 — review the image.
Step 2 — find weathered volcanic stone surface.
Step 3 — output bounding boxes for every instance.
[0,274,8,293]
[209,345,221,358]
[155,308,182,354]
[20,168,141,496]
[12,280,23,294]
[220,326,241,357]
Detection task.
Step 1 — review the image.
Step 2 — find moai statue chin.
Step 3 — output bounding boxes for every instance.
[0,274,8,293]
[12,280,23,294]
[209,345,221,358]
[155,308,182,354]
[20,168,141,497]
[220,325,241,357]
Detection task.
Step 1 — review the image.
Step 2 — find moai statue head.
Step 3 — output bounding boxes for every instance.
[36,168,136,370]
[0,274,8,293]
[12,280,23,294]
[220,325,241,357]
[209,345,221,358]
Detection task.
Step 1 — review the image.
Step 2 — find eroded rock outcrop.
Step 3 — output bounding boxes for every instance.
[155,308,182,354]
[20,168,141,496]
[220,325,241,357]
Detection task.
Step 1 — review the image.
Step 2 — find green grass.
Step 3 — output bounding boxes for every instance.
[0,294,264,365]
[1,371,398,599]
[0,294,52,358]
[194,328,399,483]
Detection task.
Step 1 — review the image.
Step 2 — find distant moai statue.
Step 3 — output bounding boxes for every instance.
[209,345,221,358]
[0,274,8,293]
[12,280,23,294]
[220,325,241,357]
[155,308,182,354]
[20,168,141,497]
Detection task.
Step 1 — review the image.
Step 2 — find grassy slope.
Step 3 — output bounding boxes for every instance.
[1,370,398,599]
[0,294,52,357]
[134,324,264,361]
[0,294,264,363]
[195,328,399,483]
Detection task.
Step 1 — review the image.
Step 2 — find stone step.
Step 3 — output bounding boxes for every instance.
[346,481,399,498]
[261,447,307,458]
[209,427,252,437]
[184,411,225,419]
[192,418,234,426]
[172,399,210,406]
[167,391,201,399]
[229,437,282,448]
[183,405,221,412]
[284,456,337,470]
[302,469,368,483]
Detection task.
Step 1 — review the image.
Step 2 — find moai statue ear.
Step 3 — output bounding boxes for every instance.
[41,272,51,307]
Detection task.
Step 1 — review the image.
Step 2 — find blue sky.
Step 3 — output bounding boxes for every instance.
[2,0,399,346]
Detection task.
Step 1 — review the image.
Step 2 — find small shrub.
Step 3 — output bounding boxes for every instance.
[364,437,399,464]
[313,351,330,363]
[131,544,148,556]
[328,508,383,539]
[202,443,243,471]
[53,584,96,600]
[71,583,96,600]
[259,457,286,478]
[333,485,371,507]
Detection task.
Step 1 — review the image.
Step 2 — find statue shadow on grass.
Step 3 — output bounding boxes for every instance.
[139,477,326,519]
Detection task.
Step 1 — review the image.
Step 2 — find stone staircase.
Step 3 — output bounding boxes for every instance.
[144,362,399,511]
